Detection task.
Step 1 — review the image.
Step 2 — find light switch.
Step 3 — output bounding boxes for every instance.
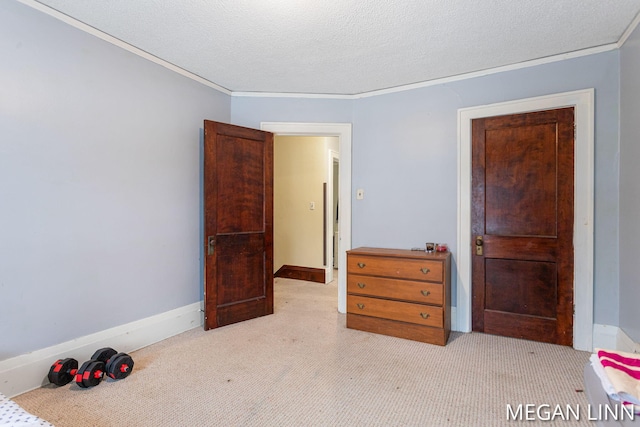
[310,201,315,210]
[356,189,364,200]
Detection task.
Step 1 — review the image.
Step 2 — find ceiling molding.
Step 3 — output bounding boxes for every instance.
[20,0,625,101]
[20,0,232,96]
[232,91,354,100]
[233,44,618,100]
[618,10,640,47]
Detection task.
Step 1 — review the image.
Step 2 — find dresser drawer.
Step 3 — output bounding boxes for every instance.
[347,274,443,305]
[347,255,443,282]
[347,295,443,328]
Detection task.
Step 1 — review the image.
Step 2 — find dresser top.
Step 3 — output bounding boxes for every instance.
[347,246,450,260]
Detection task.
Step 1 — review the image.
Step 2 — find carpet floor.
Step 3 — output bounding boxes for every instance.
[14,277,591,426]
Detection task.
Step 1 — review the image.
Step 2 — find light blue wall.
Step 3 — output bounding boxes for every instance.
[619,25,640,343]
[1,0,629,362]
[232,52,621,327]
[352,52,620,325]
[0,1,230,360]
[231,97,353,129]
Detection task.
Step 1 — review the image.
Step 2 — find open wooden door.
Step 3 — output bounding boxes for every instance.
[203,120,274,330]
[471,108,574,346]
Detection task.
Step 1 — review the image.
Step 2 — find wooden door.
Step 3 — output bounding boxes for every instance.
[203,120,274,330]
[471,108,574,346]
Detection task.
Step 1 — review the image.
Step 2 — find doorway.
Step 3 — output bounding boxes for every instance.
[261,122,352,314]
[273,135,338,283]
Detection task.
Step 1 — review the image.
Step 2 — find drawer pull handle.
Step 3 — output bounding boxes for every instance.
[420,312,430,319]
[357,303,365,309]
[357,262,366,268]
[421,290,431,296]
[357,282,366,288]
[420,268,430,274]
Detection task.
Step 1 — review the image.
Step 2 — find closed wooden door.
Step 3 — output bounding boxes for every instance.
[471,108,574,346]
[203,120,274,330]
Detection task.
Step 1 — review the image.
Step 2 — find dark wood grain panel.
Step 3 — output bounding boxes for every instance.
[482,235,557,262]
[274,265,325,283]
[203,120,273,330]
[485,123,558,237]
[485,259,557,318]
[216,135,265,234]
[471,108,574,346]
[483,310,557,344]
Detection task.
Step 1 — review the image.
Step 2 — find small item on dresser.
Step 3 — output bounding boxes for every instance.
[425,242,435,253]
[436,243,448,252]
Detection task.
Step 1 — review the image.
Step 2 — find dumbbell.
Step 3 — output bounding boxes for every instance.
[48,357,105,388]
[48,347,134,388]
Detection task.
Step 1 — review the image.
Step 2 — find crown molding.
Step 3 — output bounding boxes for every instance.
[618,10,640,48]
[20,0,624,100]
[232,44,617,100]
[19,0,232,96]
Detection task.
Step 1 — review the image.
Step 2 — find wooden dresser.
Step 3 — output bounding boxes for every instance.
[346,247,451,345]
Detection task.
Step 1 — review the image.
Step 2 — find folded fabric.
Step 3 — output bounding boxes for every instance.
[594,348,640,408]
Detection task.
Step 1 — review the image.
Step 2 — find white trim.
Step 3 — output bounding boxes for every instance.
[617,327,640,354]
[592,324,640,354]
[233,91,354,100]
[261,123,352,314]
[618,11,640,48]
[17,0,231,95]
[0,302,202,398]
[457,89,595,351]
[326,150,340,283]
[593,324,620,351]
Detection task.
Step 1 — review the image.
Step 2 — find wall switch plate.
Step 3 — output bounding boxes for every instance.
[309,201,315,210]
[356,189,364,200]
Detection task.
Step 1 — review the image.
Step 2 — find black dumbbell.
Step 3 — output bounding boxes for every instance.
[48,347,134,388]
[92,347,135,380]
[48,357,105,388]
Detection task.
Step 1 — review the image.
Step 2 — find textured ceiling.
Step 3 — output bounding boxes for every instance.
[31,0,640,95]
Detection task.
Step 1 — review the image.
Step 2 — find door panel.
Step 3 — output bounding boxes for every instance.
[485,259,557,318]
[485,123,558,237]
[204,120,274,330]
[216,233,266,305]
[472,108,574,346]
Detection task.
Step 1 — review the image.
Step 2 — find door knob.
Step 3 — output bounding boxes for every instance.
[207,236,216,256]
[475,236,483,256]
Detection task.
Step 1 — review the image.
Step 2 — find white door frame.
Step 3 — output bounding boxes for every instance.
[261,122,352,314]
[457,89,595,351]
[326,150,340,281]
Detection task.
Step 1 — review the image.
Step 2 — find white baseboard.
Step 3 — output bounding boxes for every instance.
[617,327,640,354]
[0,302,203,398]
[593,323,640,353]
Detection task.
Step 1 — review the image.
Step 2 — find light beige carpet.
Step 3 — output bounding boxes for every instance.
[14,277,591,426]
